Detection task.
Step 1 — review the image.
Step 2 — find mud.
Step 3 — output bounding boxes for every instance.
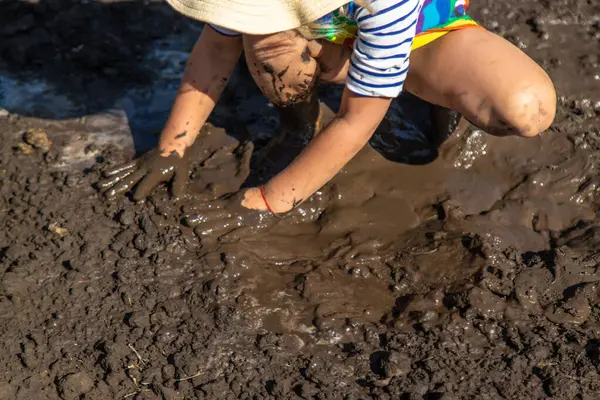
[1,0,600,399]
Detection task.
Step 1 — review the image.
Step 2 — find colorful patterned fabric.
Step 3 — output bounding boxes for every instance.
[417,0,470,32]
[302,0,478,49]
[300,2,359,46]
[413,0,479,47]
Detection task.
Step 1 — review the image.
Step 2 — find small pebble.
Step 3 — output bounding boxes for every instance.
[47,222,69,237]
[118,209,135,226]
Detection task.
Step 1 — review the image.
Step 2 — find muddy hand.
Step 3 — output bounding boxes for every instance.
[194,141,254,198]
[97,149,189,201]
[182,189,278,238]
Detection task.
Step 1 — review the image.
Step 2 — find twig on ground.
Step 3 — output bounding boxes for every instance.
[128,343,147,367]
[122,389,150,399]
[175,371,202,382]
[407,248,438,255]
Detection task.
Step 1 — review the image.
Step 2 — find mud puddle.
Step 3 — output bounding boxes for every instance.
[0,31,195,164]
[1,0,600,399]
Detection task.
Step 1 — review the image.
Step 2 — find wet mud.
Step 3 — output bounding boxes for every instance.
[1,0,600,399]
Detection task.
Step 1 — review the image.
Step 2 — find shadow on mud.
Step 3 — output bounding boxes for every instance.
[0,0,202,154]
[0,0,456,166]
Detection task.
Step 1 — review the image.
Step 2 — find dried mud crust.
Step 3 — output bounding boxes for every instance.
[1,0,600,400]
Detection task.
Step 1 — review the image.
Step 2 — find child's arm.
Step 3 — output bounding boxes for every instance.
[242,89,392,212]
[182,88,391,236]
[98,26,243,200]
[158,26,243,157]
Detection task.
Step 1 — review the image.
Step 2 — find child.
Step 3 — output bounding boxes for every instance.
[98,0,556,236]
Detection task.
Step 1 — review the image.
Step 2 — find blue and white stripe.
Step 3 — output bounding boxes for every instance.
[348,0,423,97]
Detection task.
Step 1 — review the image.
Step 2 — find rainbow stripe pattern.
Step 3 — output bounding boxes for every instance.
[302,0,480,49]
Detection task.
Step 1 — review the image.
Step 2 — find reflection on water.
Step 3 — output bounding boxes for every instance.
[453,129,488,170]
[0,34,191,154]
[0,75,80,119]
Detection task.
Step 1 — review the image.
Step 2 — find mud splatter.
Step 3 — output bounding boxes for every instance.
[300,46,311,64]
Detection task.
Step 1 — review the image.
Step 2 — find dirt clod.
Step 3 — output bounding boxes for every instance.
[24,128,52,152]
[57,372,94,399]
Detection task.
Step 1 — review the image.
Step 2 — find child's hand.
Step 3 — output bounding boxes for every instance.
[97,149,189,201]
[182,188,277,238]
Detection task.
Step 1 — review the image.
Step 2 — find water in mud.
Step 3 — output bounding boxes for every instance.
[1,0,600,399]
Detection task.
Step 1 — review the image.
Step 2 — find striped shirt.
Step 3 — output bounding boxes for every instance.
[211,0,424,98]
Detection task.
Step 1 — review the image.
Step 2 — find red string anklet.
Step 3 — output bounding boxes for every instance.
[259,185,278,216]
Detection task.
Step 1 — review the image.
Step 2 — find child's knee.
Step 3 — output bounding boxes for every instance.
[244,31,305,63]
[499,79,556,137]
[243,31,319,106]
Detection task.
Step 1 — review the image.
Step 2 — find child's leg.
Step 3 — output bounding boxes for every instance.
[404,28,556,137]
[243,30,320,107]
[243,31,350,113]
[243,31,330,176]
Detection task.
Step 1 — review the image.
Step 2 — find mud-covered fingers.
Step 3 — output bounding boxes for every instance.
[219,226,254,242]
[102,160,137,177]
[187,179,214,200]
[132,171,169,202]
[343,241,384,262]
[170,168,190,200]
[197,189,218,202]
[221,141,239,154]
[235,141,254,179]
[202,144,237,167]
[181,199,227,216]
[235,140,254,158]
[181,202,229,217]
[96,168,136,192]
[206,141,238,159]
[192,217,241,237]
[104,169,146,199]
[182,209,231,227]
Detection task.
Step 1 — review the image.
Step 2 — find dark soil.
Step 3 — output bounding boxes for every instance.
[1,0,600,399]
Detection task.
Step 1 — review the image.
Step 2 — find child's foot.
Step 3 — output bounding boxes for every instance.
[256,93,321,180]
